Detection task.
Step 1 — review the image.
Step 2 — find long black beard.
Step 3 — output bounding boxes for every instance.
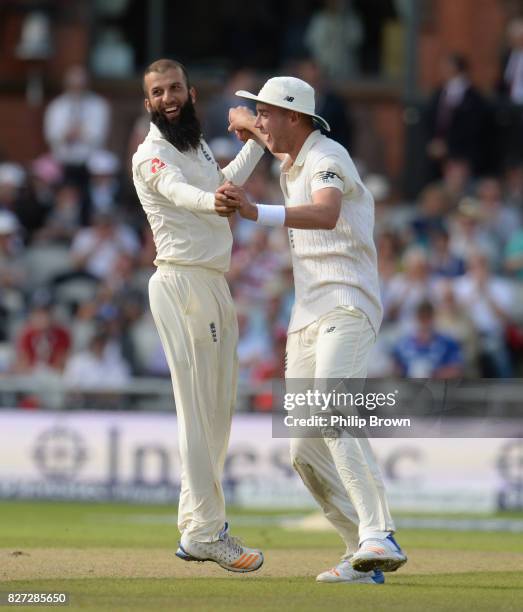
[151,97,202,152]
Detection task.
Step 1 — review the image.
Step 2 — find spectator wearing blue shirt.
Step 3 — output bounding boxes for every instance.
[429,227,465,278]
[393,301,464,378]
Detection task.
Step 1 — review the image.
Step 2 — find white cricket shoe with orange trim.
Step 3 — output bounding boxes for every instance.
[176,522,264,573]
[316,558,385,584]
[350,533,407,573]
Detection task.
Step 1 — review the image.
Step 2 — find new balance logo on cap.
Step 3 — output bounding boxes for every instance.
[284,96,295,102]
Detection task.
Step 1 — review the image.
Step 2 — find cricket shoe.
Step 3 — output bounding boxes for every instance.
[316,558,385,584]
[176,522,264,573]
[351,533,407,573]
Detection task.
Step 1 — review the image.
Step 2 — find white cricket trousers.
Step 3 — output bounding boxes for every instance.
[149,264,238,542]
[287,306,395,554]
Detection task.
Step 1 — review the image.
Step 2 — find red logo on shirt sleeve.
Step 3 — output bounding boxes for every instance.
[151,158,166,174]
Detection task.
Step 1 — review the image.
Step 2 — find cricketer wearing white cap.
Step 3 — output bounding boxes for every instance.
[220,76,407,583]
[132,59,265,573]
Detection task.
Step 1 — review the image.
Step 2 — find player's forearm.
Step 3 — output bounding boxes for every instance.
[155,174,216,213]
[221,140,265,186]
[240,202,338,229]
[283,203,339,230]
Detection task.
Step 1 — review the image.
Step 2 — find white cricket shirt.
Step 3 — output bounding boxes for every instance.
[280,130,383,335]
[132,123,264,272]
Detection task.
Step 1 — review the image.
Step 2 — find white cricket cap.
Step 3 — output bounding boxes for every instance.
[236,76,330,132]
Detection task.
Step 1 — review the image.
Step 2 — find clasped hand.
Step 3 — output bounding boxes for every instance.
[214,182,257,220]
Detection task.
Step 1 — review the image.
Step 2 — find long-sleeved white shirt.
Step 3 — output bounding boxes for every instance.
[132,123,264,272]
[44,92,110,165]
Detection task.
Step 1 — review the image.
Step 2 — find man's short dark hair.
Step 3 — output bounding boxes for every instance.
[142,59,190,95]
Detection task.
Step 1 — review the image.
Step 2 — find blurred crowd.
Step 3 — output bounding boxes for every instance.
[1,21,523,409]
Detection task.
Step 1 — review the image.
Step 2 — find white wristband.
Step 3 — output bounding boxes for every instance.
[256,204,286,226]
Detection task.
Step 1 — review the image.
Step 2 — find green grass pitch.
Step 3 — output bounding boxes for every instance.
[1,501,522,611]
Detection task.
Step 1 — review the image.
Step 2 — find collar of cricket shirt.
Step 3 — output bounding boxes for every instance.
[282,130,323,173]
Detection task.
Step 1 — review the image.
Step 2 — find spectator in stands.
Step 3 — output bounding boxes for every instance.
[130,309,170,377]
[428,227,465,278]
[228,227,285,303]
[292,57,354,149]
[17,155,63,243]
[34,182,82,245]
[367,173,395,233]
[305,0,363,80]
[0,162,26,216]
[251,326,287,412]
[0,210,26,293]
[377,230,403,314]
[236,301,271,383]
[63,324,131,390]
[439,157,474,208]
[504,227,523,280]
[85,150,122,220]
[392,300,464,379]
[69,212,139,281]
[435,279,479,376]
[454,251,514,377]
[410,183,450,247]
[115,288,146,376]
[425,53,491,180]
[101,251,139,295]
[366,335,396,378]
[503,159,523,208]
[384,247,437,327]
[476,177,521,250]
[448,197,499,268]
[14,291,71,374]
[501,18,523,104]
[44,65,110,190]
[0,210,26,342]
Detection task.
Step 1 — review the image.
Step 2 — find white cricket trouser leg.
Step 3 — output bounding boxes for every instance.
[149,265,238,542]
[288,306,395,550]
[287,310,360,555]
